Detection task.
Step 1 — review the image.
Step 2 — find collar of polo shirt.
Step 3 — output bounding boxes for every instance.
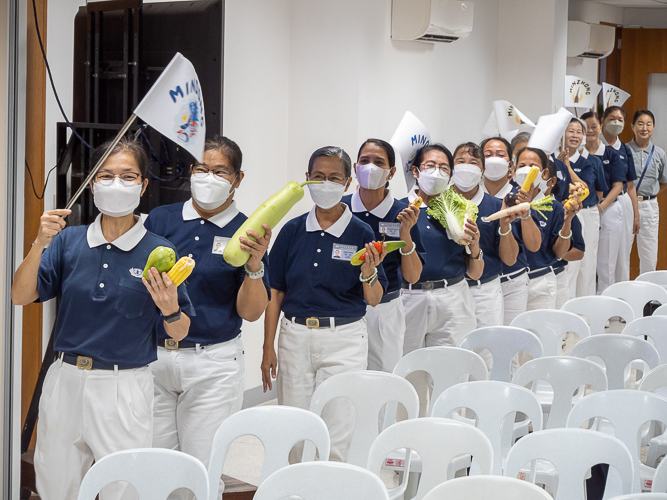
[305,204,353,238]
[594,142,606,156]
[470,186,485,206]
[350,189,394,218]
[629,138,654,152]
[408,189,428,208]
[182,198,240,229]
[86,213,147,251]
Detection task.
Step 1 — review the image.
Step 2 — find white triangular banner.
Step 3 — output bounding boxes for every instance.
[528,107,575,155]
[493,100,536,135]
[389,111,431,192]
[602,82,631,110]
[564,75,601,110]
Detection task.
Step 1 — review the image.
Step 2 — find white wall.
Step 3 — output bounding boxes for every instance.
[623,8,667,29]
[568,0,623,25]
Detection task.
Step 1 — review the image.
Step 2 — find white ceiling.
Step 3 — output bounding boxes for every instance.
[594,0,667,7]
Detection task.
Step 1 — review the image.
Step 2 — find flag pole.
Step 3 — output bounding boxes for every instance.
[66,113,138,210]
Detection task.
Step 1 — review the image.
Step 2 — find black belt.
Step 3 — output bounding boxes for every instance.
[160,339,205,350]
[528,267,554,279]
[61,353,140,371]
[554,266,567,275]
[500,268,527,283]
[466,274,500,287]
[638,195,657,201]
[402,275,465,290]
[380,290,401,304]
[293,316,363,329]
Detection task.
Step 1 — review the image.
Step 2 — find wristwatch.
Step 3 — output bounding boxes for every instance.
[471,248,484,261]
[162,307,182,324]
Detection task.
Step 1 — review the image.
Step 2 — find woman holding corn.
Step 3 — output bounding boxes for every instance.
[144,136,270,496]
[11,138,193,500]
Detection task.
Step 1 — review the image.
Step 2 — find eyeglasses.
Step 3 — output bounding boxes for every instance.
[420,162,450,173]
[95,172,142,184]
[192,164,237,179]
[308,174,348,185]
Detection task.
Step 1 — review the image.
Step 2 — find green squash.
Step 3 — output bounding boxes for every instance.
[350,241,407,266]
[143,246,176,281]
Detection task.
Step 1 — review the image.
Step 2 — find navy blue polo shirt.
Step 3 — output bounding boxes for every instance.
[342,191,425,294]
[269,205,388,318]
[592,144,625,198]
[468,191,504,280]
[526,197,565,270]
[551,156,572,203]
[400,193,468,282]
[144,200,270,345]
[36,215,195,367]
[574,152,608,207]
[552,213,584,270]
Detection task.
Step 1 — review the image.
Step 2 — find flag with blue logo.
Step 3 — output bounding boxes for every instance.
[134,53,206,163]
[602,83,630,110]
[390,111,431,192]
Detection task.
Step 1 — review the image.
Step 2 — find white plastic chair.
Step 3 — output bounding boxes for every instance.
[421,475,553,500]
[76,449,209,500]
[207,406,330,496]
[653,304,667,316]
[253,461,389,500]
[562,296,635,335]
[653,457,667,492]
[512,356,608,429]
[430,380,542,475]
[640,365,667,468]
[624,316,667,362]
[602,281,667,320]
[607,495,667,500]
[308,371,419,467]
[367,418,493,500]
[569,334,661,390]
[636,270,667,290]
[567,390,667,492]
[510,309,591,356]
[504,428,635,500]
[457,327,543,382]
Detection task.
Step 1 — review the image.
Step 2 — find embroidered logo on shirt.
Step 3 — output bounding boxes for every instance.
[539,221,547,228]
[129,268,143,278]
[603,160,610,164]
[574,168,581,173]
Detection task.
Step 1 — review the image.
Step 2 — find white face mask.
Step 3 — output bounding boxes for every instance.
[536,174,552,195]
[418,168,450,196]
[191,172,235,210]
[308,181,346,209]
[514,166,535,189]
[605,120,624,136]
[483,157,510,181]
[451,164,483,192]
[93,178,143,218]
[355,163,391,190]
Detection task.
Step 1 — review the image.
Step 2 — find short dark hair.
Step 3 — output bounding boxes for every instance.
[453,142,485,168]
[480,137,512,158]
[510,132,531,154]
[633,109,655,126]
[308,146,351,178]
[545,158,557,179]
[516,147,549,171]
[357,138,396,168]
[412,143,453,172]
[580,111,601,124]
[603,106,627,121]
[204,135,243,173]
[91,137,149,177]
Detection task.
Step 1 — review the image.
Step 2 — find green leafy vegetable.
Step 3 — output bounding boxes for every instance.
[531,195,554,220]
[427,187,479,246]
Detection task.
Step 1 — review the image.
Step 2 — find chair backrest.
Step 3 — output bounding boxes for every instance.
[624,316,667,362]
[207,406,330,492]
[607,495,667,500]
[392,347,488,417]
[457,327,543,382]
[653,456,667,493]
[367,418,493,500]
[602,281,667,320]
[639,365,667,397]
[561,296,635,335]
[512,356,608,429]
[421,475,553,500]
[430,380,543,475]
[253,461,389,500]
[510,309,591,356]
[569,334,661,390]
[566,389,667,490]
[653,304,667,316]
[635,270,667,290]
[76,449,209,500]
[308,371,419,467]
[504,428,635,500]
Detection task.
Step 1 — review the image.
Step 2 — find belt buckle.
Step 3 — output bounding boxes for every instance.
[638,195,644,201]
[422,281,434,291]
[306,318,320,329]
[165,339,179,350]
[76,356,93,370]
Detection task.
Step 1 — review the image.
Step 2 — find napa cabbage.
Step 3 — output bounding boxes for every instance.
[427,187,479,247]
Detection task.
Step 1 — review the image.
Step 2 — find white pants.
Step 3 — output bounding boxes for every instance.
[570,208,600,297]
[277,317,368,462]
[555,269,570,310]
[501,271,529,326]
[597,201,624,294]
[151,337,244,499]
[469,278,505,329]
[527,271,558,310]
[615,192,634,283]
[35,360,153,500]
[636,198,660,274]
[366,297,405,373]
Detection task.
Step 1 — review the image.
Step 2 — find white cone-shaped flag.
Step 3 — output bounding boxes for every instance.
[564,75,601,110]
[390,111,431,192]
[481,111,499,138]
[602,83,631,110]
[528,107,574,155]
[493,100,536,136]
[134,53,206,163]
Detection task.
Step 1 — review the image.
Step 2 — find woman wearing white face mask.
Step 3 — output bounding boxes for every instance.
[144,136,270,497]
[340,138,425,375]
[263,146,387,461]
[12,138,194,500]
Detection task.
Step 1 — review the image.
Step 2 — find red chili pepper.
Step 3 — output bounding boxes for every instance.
[357,241,383,261]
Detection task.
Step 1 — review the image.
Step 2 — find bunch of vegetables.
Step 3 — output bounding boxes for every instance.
[350,241,407,266]
[426,187,479,251]
[565,181,589,210]
[143,246,195,286]
[482,195,554,222]
[504,166,540,207]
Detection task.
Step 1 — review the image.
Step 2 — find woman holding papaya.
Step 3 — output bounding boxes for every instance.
[144,136,270,495]
[342,138,425,375]
[262,146,388,462]
[11,138,193,500]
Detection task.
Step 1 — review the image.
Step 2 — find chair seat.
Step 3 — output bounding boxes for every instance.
[647,433,667,468]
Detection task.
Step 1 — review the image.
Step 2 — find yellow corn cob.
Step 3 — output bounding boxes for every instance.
[411,197,423,209]
[521,166,540,191]
[167,257,195,286]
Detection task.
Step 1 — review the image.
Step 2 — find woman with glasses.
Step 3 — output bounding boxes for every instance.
[262,146,387,461]
[341,138,425,375]
[143,136,270,496]
[11,138,193,500]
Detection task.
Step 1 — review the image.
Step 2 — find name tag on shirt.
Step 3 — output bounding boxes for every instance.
[379,222,400,237]
[332,243,357,261]
[212,236,230,255]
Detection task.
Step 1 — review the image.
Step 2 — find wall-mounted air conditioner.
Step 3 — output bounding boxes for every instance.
[391,0,474,44]
[567,20,615,59]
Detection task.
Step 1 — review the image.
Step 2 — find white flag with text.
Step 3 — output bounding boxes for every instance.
[564,75,601,110]
[602,82,631,110]
[493,100,535,136]
[390,111,431,192]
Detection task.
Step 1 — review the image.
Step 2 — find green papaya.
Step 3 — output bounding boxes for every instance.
[350,241,407,266]
[143,246,176,281]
